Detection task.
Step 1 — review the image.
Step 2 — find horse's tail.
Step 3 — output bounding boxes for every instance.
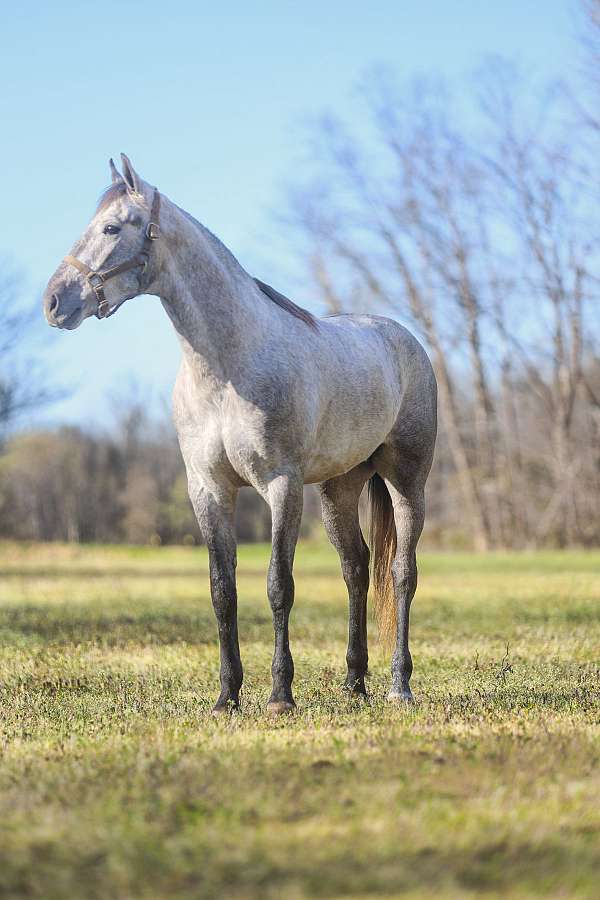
[367,473,397,649]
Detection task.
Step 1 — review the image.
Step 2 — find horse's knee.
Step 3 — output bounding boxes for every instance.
[267,555,294,615]
[204,547,236,629]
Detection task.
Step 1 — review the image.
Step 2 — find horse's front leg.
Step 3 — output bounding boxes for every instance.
[189,481,242,714]
[264,473,303,715]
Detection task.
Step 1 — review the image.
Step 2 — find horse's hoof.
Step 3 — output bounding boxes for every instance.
[387,689,414,704]
[344,681,368,700]
[211,700,239,717]
[266,700,296,716]
[346,691,369,704]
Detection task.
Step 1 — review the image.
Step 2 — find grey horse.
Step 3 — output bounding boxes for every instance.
[43,155,437,715]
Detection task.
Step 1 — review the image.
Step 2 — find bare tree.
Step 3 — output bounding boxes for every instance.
[0,268,56,437]
[286,69,600,548]
[580,0,600,126]
[481,73,598,545]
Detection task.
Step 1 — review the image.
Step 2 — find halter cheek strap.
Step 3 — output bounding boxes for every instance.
[64,188,161,319]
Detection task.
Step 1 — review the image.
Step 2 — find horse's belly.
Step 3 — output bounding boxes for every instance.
[304,410,394,484]
[304,452,374,484]
[303,351,401,483]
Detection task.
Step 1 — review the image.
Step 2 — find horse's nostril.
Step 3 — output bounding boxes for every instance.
[49,294,59,313]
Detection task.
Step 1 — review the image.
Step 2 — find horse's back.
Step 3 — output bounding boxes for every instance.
[317,312,435,409]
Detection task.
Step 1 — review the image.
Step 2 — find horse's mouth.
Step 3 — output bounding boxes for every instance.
[56,308,84,330]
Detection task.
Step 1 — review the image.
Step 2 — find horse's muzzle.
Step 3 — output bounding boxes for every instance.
[43,288,83,329]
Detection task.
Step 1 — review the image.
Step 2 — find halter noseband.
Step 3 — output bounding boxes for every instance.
[64,188,161,319]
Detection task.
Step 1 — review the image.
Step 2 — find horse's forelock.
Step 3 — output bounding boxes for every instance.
[96,181,128,214]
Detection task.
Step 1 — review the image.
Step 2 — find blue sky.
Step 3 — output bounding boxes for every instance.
[1,0,579,428]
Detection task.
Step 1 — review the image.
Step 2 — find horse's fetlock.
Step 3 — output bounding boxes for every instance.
[346,649,368,673]
[392,648,413,680]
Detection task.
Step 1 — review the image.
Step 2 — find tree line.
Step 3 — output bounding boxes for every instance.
[0,405,283,545]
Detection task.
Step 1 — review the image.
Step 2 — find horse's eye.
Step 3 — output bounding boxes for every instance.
[103,224,121,235]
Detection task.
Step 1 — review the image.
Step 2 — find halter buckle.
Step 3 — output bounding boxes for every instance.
[146,222,160,240]
[97,298,110,318]
[88,272,105,290]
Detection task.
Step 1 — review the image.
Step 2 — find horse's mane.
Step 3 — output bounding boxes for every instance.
[95,184,318,329]
[253,279,318,330]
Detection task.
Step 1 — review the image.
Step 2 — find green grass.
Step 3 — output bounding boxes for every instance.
[0,541,598,899]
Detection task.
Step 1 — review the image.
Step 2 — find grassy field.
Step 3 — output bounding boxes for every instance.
[0,541,598,899]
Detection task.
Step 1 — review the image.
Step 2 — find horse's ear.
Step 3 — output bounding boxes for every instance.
[120,153,143,194]
[109,158,124,185]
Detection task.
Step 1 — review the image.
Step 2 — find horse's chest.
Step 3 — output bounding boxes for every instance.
[177,405,275,489]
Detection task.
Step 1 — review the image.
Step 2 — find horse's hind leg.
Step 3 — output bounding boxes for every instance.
[373,445,433,700]
[373,440,433,702]
[319,462,374,695]
[385,478,425,701]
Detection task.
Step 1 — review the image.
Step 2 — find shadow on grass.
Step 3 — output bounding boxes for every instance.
[289,839,600,897]
[232,840,598,897]
[0,567,209,580]
[0,606,221,646]
[2,835,598,899]
[0,602,347,648]
[0,565,338,580]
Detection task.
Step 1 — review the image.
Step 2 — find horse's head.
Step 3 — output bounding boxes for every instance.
[44,154,160,329]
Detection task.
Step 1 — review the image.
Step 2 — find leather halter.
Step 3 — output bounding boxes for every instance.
[64,188,161,319]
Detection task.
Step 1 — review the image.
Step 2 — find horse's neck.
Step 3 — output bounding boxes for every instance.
[151,197,270,380]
